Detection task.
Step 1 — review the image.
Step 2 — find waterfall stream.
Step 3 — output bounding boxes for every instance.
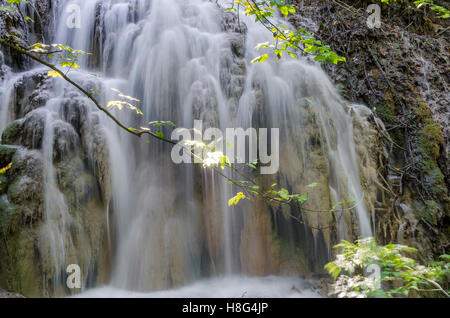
[0,0,377,297]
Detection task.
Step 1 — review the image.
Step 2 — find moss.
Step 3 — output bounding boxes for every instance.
[7,179,21,204]
[376,90,396,123]
[1,120,22,145]
[0,175,8,194]
[0,146,16,194]
[13,230,41,297]
[375,103,395,121]
[424,200,439,225]
[418,123,444,159]
[428,169,446,198]
[413,99,433,124]
[412,99,444,162]
[414,103,446,200]
[0,199,22,236]
[0,228,41,297]
[0,197,14,229]
[417,159,447,203]
[375,91,406,146]
[0,145,17,167]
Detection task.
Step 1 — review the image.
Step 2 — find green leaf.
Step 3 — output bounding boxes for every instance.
[155,131,165,139]
[324,262,341,280]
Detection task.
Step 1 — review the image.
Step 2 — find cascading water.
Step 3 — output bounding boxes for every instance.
[0,0,377,297]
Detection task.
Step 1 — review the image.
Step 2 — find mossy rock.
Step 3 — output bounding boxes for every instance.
[0,228,42,297]
[422,200,441,226]
[413,99,433,124]
[1,120,23,146]
[0,145,17,167]
[0,197,14,228]
[375,103,395,123]
[12,230,41,297]
[418,157,447,198]
[0,146,16,194]
[7,178,22,205]
[0,175,8,194]
[418,123,444,159]
[0,201,22,235]
[375,99,395,123]
[5,174,42,225]
[375,90,406,146]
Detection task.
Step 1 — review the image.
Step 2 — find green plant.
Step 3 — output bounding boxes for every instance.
[227,0,346,64]
[379,0,450,18]
[325,238,450,298]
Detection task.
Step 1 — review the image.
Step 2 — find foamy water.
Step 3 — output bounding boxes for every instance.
[75,276,324,298]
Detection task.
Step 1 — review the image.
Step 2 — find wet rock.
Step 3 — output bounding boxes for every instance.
[0,51,6,80]
[289,0,449,258]
[0,8,29,71]
[2,108,47,149]
[0,144,16,167]
[1,120,23,146]
[0,0,55,71]
[11,71,51,119]
[221,11,248,35]
[219,11,247,114]
[52,120,80,162]
[0,289,25,298]
[7,149,44,220]
[0,81,111,297]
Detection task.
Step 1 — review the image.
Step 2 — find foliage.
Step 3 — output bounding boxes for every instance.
[379,0,450,18]
[266,184,309,204]
[0,0,34,22]
[325,237,450,298]
[228,192,247,206]
[0,162,12,185]
[0,162,12,174]
[228,0,346,64]
[107,88,143,115]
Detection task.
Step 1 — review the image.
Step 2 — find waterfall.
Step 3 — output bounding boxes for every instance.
[0,0,376,296]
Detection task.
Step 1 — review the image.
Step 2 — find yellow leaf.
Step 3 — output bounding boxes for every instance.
[47,70,62,78]
[0,162,12,174]
[228,192,246,207]
[107,100,124,110]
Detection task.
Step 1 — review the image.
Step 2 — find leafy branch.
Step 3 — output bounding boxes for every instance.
[325,238,450,298]
[379,0,450,19]
[228,0,346,64]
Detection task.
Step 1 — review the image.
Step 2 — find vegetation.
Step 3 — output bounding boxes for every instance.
[227,0,346,64]
[325,238,450,298]
[379,0,450,18]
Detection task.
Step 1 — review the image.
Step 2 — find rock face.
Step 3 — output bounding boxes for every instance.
[0,96,112,296]
[0,289,25,298]
[0,0,54,71]
[0,53,112,298]
[1,3,112,296]
[289,0,449,260]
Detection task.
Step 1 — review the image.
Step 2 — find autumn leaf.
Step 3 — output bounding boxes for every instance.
[47,70,62,78]
[228,192,246,207]
[0,162,12,174]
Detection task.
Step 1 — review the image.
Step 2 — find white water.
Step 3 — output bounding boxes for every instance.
[0,0,375,296]
[75,276,323,298]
